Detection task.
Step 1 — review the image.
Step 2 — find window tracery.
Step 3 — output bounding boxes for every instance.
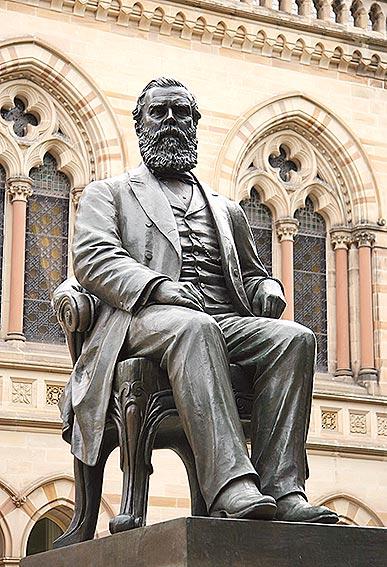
[294,197,327,371]
[24,153,69,343]
[0,97,39,138]
[268,145,298,183]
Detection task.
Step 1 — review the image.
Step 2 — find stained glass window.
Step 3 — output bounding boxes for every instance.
[24,153,69,343]
[240,189,272,275]
[0,165,5,325]
[294,197,327,371]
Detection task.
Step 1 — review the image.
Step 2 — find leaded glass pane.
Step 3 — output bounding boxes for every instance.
[24,153,69,343]
[0,165,5,325]
[294,198,327,371]
[240,190,272,275]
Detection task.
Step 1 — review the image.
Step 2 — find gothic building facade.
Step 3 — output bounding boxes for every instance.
[1,0,387,561]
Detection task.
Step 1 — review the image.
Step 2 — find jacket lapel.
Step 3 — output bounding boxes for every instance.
[195,178,235,257]
[196,178,253,315]
[129,163,181,258]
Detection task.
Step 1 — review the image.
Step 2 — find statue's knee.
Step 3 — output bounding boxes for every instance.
[178,311,221,338]
[277,321,316,351]
[298,325,316,352]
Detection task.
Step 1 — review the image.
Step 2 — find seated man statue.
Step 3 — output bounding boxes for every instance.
[63,77,338,524]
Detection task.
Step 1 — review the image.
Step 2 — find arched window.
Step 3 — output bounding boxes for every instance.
[24,153,70,343]
[240,189,273,275]
[26,517,64,555]
[0,165,5,324]
[294,197,327,371]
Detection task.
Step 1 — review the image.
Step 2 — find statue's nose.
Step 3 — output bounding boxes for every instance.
[164,107,176,125]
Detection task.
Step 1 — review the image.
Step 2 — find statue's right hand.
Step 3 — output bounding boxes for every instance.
[151,281,205,311]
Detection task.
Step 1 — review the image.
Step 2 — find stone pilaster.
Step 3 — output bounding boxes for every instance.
[5,176,33,341]
[353,229,378,384]
[330,229,352,378]
[275,218,299,320]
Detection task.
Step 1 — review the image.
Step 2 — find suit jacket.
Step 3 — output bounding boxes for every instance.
[61,163,269,466]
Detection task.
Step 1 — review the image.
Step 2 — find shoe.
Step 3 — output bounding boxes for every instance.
[210,477,277,521]
[276,493,339,524]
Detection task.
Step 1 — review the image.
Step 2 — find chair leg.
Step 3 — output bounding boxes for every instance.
[53,424,117,548]
[171,437,208,518]
[109,380,150,534]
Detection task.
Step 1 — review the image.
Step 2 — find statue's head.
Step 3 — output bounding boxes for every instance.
[133,77,201,175]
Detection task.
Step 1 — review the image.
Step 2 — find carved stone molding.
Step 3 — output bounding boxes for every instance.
[275,218,299,242]
[321,409,338,431]
[46,384,65,406]
[11,381,32,404]
[11,494,26,508]
[330,229,352,250]
[6,176,33,202]
[377,414,387,436]
[353,230,376,248]
[6,0,387,86]
[71,187,84,208]
[349,412,368,435]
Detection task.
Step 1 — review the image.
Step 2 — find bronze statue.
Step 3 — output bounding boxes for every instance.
[58,78,338,530]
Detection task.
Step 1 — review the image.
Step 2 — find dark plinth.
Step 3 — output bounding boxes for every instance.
[20,517,387,567]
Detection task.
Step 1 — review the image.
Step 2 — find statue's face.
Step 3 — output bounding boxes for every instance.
[137,86,198,175]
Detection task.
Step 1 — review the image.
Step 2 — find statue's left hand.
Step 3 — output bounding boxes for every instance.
[252,279,286,319]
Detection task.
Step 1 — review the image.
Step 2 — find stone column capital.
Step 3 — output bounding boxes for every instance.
[275,218,299,242]
[71,186,84,208]
[353,230,375,248]
[6,176,33,203]
[330,229,352,250]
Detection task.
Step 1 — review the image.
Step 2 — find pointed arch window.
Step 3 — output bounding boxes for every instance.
[0,165,5,324]
[294,197,327,371]
[240,189,273,275]
[24,153,69,343]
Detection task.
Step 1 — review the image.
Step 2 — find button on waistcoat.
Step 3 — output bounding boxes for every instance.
[160,180,236,315]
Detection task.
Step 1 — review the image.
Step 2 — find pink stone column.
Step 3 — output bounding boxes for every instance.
[5,177,33,341]
[354,230,378,383]
[330,230,352,378]
[276,219,299,321]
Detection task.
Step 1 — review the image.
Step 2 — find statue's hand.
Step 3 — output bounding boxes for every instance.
[252,279,286,319]
[151,281,205,311]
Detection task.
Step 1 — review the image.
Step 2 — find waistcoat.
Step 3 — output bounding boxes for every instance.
[160,180,236,315]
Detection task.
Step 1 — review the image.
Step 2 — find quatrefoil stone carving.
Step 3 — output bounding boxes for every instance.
[0,97,40,137]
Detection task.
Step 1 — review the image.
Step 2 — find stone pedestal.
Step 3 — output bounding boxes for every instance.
[20,517,387,567]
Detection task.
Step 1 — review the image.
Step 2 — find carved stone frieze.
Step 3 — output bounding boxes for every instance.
[275,218,299,242]
[6,0,387,85]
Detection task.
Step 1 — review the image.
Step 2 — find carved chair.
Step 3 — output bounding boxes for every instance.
[52,277,253,547]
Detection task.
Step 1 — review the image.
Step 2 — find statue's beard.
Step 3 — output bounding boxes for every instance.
[137,124,198,174]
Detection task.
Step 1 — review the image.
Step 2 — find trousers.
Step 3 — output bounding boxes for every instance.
[125,305,316,509]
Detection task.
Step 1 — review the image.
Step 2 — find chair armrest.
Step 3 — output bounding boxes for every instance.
[52,276,100,334]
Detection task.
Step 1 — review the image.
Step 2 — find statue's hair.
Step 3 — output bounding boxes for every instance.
[132,77,201,131]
